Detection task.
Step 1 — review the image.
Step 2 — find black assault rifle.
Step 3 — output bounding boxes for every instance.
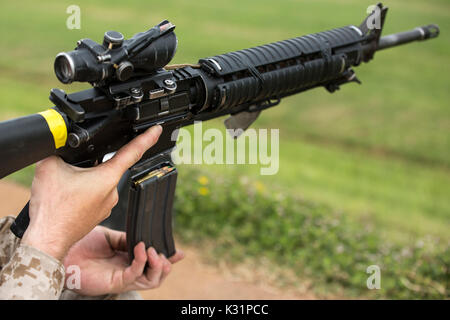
[0,4,440,260]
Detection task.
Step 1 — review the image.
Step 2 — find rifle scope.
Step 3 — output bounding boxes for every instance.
[54,21,178,85]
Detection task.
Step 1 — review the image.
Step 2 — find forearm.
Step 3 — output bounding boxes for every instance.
[22,215,71,261]
[0,243,65,300]
[0,216,66,300]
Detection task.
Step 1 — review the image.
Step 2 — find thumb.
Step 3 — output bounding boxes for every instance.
[101,125,163,180]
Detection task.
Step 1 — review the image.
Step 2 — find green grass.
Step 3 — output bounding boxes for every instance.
[185,122,450,242]
[176,167,449,299]
[0,0,449,298]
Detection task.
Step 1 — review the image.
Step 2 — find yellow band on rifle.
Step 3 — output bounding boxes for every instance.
[38,109,67,149]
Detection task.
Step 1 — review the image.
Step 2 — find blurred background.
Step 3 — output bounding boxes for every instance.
[0,0,448,299]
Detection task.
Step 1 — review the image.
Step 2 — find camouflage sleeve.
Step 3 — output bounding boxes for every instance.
[0,216,65,300]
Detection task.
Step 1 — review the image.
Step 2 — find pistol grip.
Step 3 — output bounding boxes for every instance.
[126,163,177,261]
[10,202,30,238]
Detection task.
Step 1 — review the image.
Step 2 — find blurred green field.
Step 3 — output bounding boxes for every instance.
[0,0,449,298]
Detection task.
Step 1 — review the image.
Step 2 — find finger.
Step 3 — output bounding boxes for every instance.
[144,247,164,285]
[101,125,162,180]
[168,250,185,264]
[102,227,128,252]
[122,242,147,285]
[159,255,172,284]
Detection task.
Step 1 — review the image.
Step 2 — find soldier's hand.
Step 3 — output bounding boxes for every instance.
[22,125,163,261]
[63,226,184,295]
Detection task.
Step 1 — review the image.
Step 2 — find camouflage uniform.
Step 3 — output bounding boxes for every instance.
[0,216,141,300]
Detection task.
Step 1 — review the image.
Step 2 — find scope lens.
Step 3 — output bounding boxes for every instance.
[54,53,75,84]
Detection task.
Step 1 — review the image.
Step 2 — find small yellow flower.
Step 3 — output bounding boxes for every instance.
[198,187,210,196]
[198,176,209,185]
[254,181,266,193]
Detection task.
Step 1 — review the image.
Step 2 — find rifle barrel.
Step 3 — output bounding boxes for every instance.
[377,24,440,51]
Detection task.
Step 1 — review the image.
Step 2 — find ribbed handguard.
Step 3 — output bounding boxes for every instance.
[199,25,364,110]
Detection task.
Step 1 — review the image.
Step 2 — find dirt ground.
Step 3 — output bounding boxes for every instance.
[0,181,314,300]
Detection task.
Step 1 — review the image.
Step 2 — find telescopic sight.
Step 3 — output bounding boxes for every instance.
[54,53,75,84]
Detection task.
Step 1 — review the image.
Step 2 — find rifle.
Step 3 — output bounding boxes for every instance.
[0,4,439,260]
